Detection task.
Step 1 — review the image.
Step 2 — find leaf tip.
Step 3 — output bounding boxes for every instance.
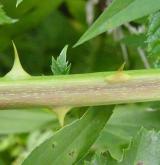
[16,0,23,7]
[51,45,71,75]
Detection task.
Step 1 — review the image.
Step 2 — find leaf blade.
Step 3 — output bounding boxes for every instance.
[51,45,71,75]
[22,106,113,165]
[108,128,160,165]
[0,5,17,25]
[0,109,56,134]
[75,0,160,46]
[94,104,160,160]
[16,0,23,7]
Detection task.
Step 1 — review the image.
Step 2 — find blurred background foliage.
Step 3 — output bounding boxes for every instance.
[0,0,155,164]
[0,0,148,77]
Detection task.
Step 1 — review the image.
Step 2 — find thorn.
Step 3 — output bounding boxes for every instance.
[105,62,130,83]
[117,62,126,72]
[4,41,30,80]
[52,107,72,127]
[12,41,22,69]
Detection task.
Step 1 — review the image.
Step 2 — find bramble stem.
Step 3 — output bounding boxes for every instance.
[0,69,160,109]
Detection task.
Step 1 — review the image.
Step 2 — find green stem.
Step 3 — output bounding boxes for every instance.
[0,69,160,109]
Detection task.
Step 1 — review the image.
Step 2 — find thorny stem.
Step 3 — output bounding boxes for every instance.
[0,69,160,109]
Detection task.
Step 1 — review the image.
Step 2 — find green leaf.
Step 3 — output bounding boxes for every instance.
[0,158,5,165]
[122,34,146,48]
[94,104,160,160]
[22,106,113,165]
[0,0,63,53]
[147,11,160,68]
[16,0,23,7]
[0,109,56,134]
[75,0,160,46]
[51,45,71,75]
[84,153,107,165]
[0,5,17,25]
[108,128,160,165]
